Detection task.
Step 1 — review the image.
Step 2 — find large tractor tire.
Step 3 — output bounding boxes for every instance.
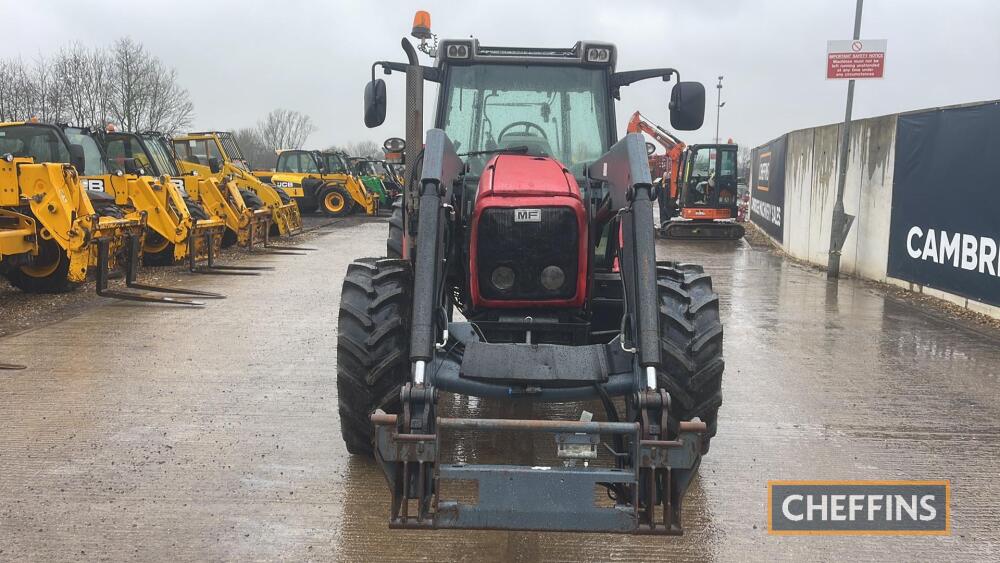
[655,261,724,454]
[387,196,403,259]
[319,185,354,217]
[2,238,75,294]
[337,258,413,456]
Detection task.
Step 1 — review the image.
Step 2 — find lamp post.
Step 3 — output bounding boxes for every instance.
[828,0,864,279]
[715,76,725,144]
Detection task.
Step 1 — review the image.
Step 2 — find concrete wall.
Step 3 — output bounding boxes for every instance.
[753,109,1000,320]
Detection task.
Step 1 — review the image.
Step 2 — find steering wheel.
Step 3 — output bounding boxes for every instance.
[497,121,548,142]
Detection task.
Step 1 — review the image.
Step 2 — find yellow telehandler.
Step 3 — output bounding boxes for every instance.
[253,150,377,217]
[101,130,272,275]
[140,131,272,251]
[0,122,209,304]
[59,126,229,271]
[172,132,303,237]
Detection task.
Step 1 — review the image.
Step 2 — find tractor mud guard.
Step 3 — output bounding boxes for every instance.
[95,233,222,305]
[370,408,705,534]
[660,219,745,240]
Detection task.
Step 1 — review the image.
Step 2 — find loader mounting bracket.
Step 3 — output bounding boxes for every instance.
[370,387,705,534]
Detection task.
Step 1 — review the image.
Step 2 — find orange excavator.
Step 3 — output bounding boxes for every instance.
[627,111,744,240]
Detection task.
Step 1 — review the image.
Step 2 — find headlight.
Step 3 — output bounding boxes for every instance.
[540,265,566,291]
[491,266,515,291]
[445,43,471,59]
[586,47,611,63]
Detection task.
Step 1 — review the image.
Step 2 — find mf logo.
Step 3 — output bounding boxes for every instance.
[84,178,105,192]
[514,208,541,223]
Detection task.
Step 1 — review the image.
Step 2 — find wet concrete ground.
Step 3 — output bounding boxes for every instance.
[1,216,998,561]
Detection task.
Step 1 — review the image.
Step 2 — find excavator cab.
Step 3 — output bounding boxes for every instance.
[661,143,745,239]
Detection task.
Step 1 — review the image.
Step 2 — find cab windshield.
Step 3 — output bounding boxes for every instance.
[440,64,610,176]
[62,128,109,175]
[0,124,71,165]
[142,135,180,176]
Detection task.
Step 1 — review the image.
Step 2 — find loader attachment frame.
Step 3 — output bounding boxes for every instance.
[371,404,705,534]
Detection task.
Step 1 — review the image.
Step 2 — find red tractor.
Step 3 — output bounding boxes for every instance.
[338,11,725,534]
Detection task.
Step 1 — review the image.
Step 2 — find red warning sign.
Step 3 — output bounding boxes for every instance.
[827,39,886,79]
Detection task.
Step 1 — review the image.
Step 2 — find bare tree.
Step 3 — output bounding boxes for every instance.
[1,37,192,134]
[256,109,317,150]
[0,58,33,122]
[51,44,113,128]
[329,140,382,159]
[235,127,275,170]
[108,37,193,134]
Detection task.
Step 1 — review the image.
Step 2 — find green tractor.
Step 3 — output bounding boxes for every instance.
[348,157,401,208]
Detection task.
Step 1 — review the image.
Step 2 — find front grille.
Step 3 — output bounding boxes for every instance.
[476,207,578,301]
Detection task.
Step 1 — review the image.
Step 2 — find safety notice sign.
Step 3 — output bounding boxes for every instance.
[827,39,886,79]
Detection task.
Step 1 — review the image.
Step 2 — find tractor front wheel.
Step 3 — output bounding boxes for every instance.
[319,186,354,217]
[337,257,412,456]
[655,261,725,454]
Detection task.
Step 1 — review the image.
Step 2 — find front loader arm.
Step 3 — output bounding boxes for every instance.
[408,129,464,381]
[588,133,661,387]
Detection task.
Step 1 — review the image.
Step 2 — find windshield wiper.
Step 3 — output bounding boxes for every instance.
[459,146,530,157]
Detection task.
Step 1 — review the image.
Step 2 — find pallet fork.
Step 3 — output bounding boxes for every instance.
[95,233,223,306]
[186,222,273,276]
[251,220,318,256]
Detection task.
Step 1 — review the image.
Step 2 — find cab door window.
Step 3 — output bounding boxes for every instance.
[174,139,211,166]
[299,153,319,174]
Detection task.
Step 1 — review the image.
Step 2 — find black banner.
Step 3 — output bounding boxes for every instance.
[887,101,1000,307]
[750,135,787,242]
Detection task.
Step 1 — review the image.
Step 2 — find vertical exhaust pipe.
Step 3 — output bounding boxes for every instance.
[402,38,424,259]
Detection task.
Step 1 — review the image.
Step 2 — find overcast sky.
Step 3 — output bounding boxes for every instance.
[5,0,999,149]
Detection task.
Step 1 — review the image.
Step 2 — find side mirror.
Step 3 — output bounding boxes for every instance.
[208,157,221,174]
[68,144,86,174]
[364,79,387,128]
[645,142,656,156]
[669,81,706,131]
